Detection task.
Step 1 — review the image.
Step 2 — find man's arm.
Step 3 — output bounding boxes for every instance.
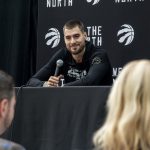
[26,62,55,87]
[26,49,64,87]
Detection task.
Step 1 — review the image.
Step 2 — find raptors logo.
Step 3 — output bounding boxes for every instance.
[45,28,60,48]
[86,0,100,5]
[117,24,134,46]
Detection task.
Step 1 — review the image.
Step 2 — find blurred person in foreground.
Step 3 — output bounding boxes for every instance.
[27,19,112,87]
[0,70,26,150]
[93,59,150,150]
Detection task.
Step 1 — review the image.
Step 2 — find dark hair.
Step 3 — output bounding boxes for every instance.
[0,70,14,101]
[63,19,85,33]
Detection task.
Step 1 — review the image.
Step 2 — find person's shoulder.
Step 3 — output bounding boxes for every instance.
[0,138,26,150]
[50,48,67,60]
[86,41,106,53]
[54,48,66,55]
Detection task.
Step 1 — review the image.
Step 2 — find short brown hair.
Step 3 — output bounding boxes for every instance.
[63,19,85,33]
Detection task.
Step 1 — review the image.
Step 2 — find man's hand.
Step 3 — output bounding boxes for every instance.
[48,76,60,86]
[43,75,63,87]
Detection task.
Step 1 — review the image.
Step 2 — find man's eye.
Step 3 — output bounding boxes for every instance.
[74,34,80,38]
[65,36,70,40]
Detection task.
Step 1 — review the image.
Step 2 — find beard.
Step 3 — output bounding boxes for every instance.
[68,43,85,55]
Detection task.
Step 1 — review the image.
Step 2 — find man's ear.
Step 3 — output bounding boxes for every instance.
[84,32,87,39]
[0,99,9,118]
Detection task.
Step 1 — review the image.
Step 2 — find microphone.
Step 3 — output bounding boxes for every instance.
[54,59,64,76]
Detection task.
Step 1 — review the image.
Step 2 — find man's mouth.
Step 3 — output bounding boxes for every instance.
[71,44,79,48]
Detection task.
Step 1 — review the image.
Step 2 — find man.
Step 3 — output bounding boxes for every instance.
[27,19,113,87]
[0,70,25,150]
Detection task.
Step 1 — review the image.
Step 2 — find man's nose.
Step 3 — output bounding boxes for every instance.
[70,37,76,43]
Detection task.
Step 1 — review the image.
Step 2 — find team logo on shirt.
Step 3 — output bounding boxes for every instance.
[67,67,87,80]
[92,57,102,64]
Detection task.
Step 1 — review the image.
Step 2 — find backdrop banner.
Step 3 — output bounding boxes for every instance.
[37,0,150,81]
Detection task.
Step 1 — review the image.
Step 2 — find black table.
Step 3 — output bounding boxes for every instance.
[3,86,110,150]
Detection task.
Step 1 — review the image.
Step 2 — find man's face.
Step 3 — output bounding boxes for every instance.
[4,95,16,130]
[64,26,87,55]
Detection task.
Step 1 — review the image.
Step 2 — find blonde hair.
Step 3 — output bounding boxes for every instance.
[93,59,150,150]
